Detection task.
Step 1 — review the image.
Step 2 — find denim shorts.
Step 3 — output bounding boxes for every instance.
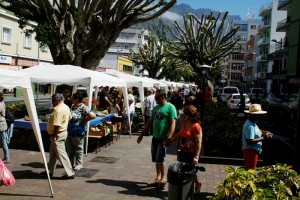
[151,137,167,164]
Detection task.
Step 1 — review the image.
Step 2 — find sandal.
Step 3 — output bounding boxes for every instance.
[195,182,202,193]
[147,178,159,187]
[156,179,167,190]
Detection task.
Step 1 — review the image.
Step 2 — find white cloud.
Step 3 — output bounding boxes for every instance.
[161,11,182,21]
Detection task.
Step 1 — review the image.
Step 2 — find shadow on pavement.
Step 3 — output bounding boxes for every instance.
[86,179,168,199]
[20,162,44,168]
[12,170,61,180]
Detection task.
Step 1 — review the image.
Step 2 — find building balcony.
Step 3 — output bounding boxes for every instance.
[278,0,292,11]
[259,2,272,17]
[258,20,271,32]
[257,37,270,46]
[246,60,254,67]
[256,54,268,62]
[276,17,291,32]
[257,72,266,79]
[246,48,254,55]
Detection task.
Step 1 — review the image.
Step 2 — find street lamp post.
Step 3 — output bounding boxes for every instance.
[199,64,212,122]
[271,38,283,94]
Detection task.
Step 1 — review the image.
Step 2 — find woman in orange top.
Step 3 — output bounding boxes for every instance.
[170,105,203,193]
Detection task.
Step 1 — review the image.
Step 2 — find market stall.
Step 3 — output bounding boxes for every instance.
[0,68,54,197]
[22,65,130,155]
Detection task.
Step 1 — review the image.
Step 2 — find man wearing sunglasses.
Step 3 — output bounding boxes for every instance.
[137,89,177,189]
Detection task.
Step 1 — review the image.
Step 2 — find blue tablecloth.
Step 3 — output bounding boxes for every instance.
[89,114,114,127]
[14,118,48,131]
[14,114,114,131]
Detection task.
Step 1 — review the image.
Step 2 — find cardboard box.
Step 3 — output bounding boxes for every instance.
[89,127,109,138]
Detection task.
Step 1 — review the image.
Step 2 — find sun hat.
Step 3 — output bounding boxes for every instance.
[244,104,267,114]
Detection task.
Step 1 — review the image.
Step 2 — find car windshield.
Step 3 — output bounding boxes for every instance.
[224,88,238,94]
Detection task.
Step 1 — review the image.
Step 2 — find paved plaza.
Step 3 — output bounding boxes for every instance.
[0,133,236,199]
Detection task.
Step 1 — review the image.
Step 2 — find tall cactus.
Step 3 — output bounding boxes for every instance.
[169,11,240,80]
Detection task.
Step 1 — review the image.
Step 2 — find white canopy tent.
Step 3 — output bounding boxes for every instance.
[21,65,130,154]
[104,70,154,115]
[0,68,54,197]
[142,77,168,89]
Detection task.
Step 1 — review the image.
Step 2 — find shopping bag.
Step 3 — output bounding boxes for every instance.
[0,160,15,186]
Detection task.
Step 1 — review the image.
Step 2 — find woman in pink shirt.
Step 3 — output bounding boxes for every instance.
[170,105,203,193]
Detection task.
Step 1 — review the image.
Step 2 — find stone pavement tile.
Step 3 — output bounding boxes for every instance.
[0,134,237,199]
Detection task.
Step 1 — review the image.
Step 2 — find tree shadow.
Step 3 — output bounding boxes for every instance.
[86,179,168,199]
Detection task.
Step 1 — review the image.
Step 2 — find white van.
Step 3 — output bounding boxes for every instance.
[247,88,264,101]
[219,86,239,102]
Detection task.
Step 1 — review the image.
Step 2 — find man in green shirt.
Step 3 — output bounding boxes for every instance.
[137,89,177,189]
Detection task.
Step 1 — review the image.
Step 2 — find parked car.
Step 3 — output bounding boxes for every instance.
[261,93,282,109]
[216,87,223,101]
[226,93,251,110]
[219,86,240,102]
[247,88,264,102]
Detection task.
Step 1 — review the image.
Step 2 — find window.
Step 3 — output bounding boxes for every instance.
[2,26,12,44]
[124,44,129,50]
[250,25,256,30]
[138,34,142,39]
[24,34,32,48]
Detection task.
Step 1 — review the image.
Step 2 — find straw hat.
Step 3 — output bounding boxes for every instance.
[244,104,267,114]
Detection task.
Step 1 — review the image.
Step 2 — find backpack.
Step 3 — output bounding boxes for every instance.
[1,109,14,130]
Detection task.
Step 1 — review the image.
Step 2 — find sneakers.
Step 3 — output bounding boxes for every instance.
[61,174,75,180]
[74,165,82,171]
[2,159,10,163]
[40,171,53,178]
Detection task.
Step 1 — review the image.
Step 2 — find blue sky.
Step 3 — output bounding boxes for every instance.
[176,0,272,19]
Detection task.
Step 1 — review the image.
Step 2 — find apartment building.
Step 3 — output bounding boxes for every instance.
[256,1,286,94]
[226,17,261,89]
[99,28,148,75]
[0,9,53,71]
[269,0,300,94]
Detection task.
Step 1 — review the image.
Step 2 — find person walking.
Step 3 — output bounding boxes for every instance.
[40,93,75,179]
[170,105,203,193]
[242,104,272,169]
[0,93,10,163]
[67,92,95,171]
[143,88,156,136]
[137,89,177,189]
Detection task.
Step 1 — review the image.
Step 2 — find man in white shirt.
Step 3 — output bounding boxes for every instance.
[143,88,156,136]
[124,93,135,133]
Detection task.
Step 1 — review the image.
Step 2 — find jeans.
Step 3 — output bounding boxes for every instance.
[1,130,10,160]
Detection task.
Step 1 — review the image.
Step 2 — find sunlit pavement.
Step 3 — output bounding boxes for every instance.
[0,133,235,199]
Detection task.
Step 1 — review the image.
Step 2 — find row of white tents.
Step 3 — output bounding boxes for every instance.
[0,65,195,197]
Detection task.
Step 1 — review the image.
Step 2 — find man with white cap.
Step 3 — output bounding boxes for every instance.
[123,92,135,133]
[242,104,272,169]
[143,88,156,136]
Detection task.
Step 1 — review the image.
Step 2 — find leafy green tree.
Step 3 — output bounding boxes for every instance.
[168,11,240,85]
[0,0,176,69]
[129,20,194,80]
